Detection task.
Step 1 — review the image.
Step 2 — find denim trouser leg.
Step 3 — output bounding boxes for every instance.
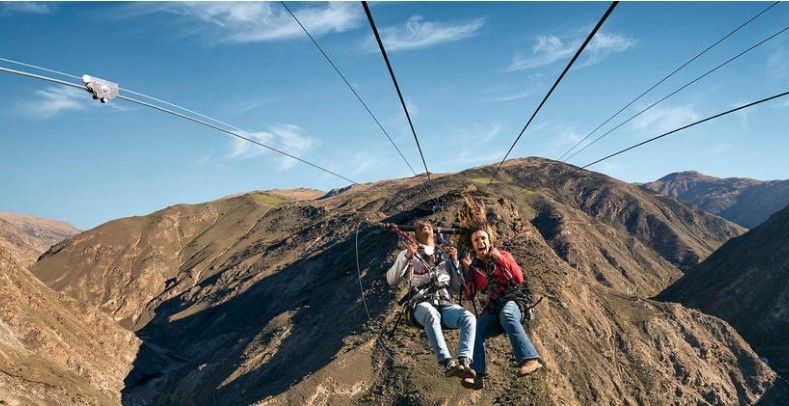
[471,312,499,376]
[413,302,451,363]
[499,300,539,363]
[439,304,476,360]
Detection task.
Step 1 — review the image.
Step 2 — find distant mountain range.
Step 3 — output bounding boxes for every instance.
[658,205,789,377]
[642,171,789,228]
[0,211,78,268]
[28,158,784,405]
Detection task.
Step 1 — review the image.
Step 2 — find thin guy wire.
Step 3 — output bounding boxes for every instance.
[558,1,780,161]
[579,90,789,169]
[565,24,789,162]
[1,65,359,184]
[281,1,419,176]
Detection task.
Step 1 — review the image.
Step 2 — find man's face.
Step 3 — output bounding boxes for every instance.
[415,221,434,244]
[471,230,491,257]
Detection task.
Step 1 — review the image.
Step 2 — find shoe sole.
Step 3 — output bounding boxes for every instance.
[460,379,483,390]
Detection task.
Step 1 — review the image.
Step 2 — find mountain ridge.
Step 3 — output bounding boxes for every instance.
[29,157,784,404]
[0,211,79,268]
[641,171,789,228]
[658,205,789,377]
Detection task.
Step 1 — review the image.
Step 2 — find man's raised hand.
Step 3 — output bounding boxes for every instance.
[444,246,458,262]
[405,240,418,259]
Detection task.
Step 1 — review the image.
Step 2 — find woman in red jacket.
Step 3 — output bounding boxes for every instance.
[460,228,541,389]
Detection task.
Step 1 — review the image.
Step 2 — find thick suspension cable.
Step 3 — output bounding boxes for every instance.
[579,90,789,170]
[565,23,789,162]
[557,1,780,161]
[281,1,418,176]
[1,65,359,184]
[490,1,618,178]
[362,1,431,183]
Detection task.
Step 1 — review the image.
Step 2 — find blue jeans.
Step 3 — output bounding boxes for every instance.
[472,300,539,375]
[413,302,476,363]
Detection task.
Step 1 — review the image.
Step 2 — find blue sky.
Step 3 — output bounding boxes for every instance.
[1,1,787,230]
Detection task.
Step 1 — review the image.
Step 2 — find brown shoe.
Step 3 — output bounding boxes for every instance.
[517,359,543,376]
[461,376,484,390]
[456,357,476,379]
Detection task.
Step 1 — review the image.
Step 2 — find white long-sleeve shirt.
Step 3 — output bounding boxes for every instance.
[386,244,462,304]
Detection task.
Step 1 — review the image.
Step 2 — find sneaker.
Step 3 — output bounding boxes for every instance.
[461,376,484,390]
[456,357,476,379]
[442,358,461,378]
[517,359,543,376]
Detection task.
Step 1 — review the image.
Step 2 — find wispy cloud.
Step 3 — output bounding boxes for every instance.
[766,44,788,80]
[128,2,361,44]
[196,151,213,167]
[484,90,530,103]
[346,151,379,176]
[629,104,700,135]
[1,2,55,15]
[14,86,86,118]
[507,31,636,71]
[446,123,503,166]
[227,124,316,171]
[365,15,485,52]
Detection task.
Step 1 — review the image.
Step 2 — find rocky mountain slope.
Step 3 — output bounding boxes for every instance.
[31,157,783,404]
[658,205,789,377]
[0,245,139,405]
[0,211,79,268]
[642,171,789,228]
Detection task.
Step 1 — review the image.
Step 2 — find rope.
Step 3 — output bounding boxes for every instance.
[565,23,789,162]
[557,1,781,161]
[0,65,359,184]
[281,1,419,177]
[487,1,619,186]
[579,89,789,170]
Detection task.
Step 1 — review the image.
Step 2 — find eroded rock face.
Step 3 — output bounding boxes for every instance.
[0,211,79,269]
[30,158,784,404]
[659,205,789,377]
[0,246,139,405]
[642,171,789,228]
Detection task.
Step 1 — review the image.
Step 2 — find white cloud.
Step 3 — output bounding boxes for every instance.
[131,2,361,44]
[445,123,503,166]
[629,104,700,135]
[1,2,54,15]
[346,151,379,176]
[584,32,637,66]
[507,31,636,71]
[485,90,530,103]
[196,152,213,166]
[766,46,788,80]
[367,15,485,52]
[227,124,316,171]
[15,86,87,118]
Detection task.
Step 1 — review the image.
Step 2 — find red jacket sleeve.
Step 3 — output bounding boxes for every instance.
[495,250,523,285]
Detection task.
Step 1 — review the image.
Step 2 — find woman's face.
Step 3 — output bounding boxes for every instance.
[470,230,491,258]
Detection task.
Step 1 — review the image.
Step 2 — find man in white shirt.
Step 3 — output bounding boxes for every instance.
[386,221,476,379]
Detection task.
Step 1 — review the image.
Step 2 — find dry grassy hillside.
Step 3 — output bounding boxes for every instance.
[0,246,139,405]
[0,211,78,268]
[659,205,789,377]
[31,158,784,405]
